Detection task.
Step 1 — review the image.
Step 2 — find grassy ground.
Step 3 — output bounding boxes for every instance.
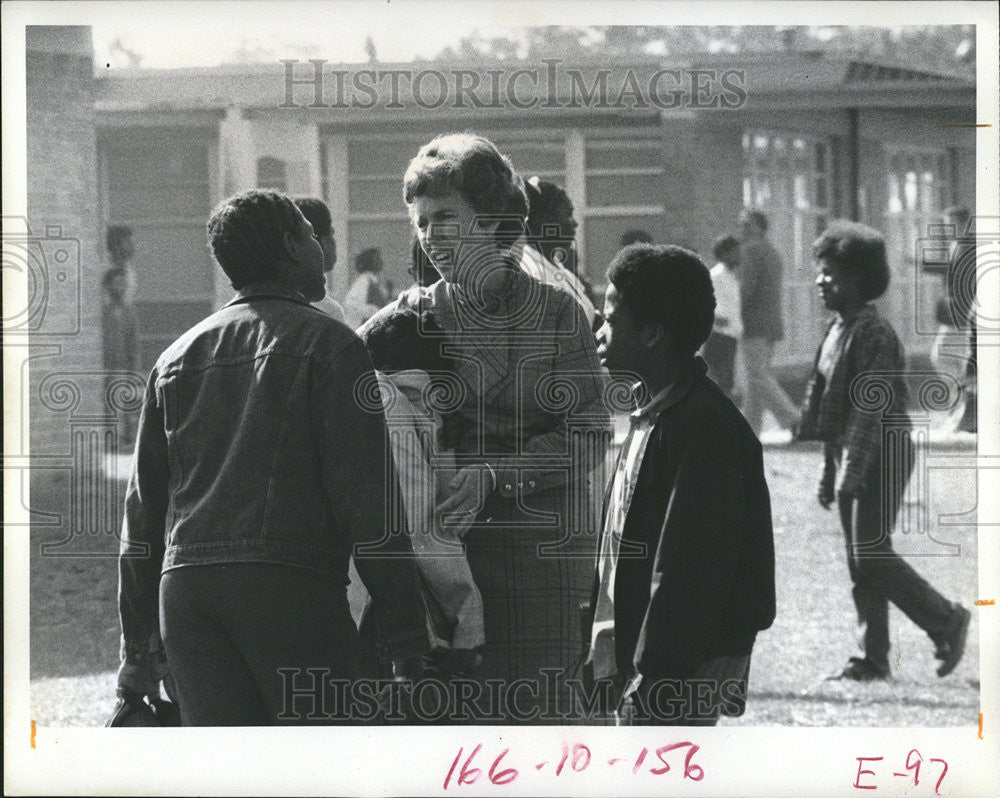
[27,441,980,727]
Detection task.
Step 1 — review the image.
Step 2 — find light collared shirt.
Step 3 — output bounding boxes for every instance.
[588,380,677,680]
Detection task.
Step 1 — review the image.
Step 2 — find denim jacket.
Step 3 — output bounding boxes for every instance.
[119,280,430,663]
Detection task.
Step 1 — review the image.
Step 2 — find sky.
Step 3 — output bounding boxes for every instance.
[90,2,524,68]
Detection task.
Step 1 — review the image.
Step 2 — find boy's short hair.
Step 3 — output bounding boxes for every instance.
[606,244,716,355]
[207,190,301,289]
[812,220,891,302]
[362,309,451,375]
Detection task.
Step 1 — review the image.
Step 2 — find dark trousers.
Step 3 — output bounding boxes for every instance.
[835,442,953,668]
[702,332,737,397]
[160,563,360,726]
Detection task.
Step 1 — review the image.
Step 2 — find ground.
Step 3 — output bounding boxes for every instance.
[26,437,981,727]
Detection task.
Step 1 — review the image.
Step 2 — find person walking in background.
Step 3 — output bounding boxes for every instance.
[101,261,140,446]
[702,234,742,399]
[738,208,800,438]
[589,243,775,725]
[798,221,970,682]
[929,206,977,433]
[295,197,347,324]
[345,247,393,328]
[117,190,429,725]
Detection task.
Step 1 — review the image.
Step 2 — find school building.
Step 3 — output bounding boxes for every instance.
[23,26,976,460]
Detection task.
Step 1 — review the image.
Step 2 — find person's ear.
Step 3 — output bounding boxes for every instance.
[641,322,665,349]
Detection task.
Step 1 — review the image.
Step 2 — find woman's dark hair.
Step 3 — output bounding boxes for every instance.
[207,190,301,289]
[812,220,891,301]
[403,133,528,251]
[606,244,716,356]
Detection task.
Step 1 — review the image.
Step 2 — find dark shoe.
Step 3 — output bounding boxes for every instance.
[934,604,971,677]
[828,656,890,682]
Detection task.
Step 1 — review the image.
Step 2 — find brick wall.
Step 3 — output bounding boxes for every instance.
[24,27,125,544]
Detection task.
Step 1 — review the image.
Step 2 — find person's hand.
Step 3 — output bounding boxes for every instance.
[817,481,835,510]
[436,466,489,525]
[117,634,174,700]
[392,653,425,682]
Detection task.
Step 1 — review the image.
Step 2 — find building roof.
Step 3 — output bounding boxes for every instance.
[94,50,974,120]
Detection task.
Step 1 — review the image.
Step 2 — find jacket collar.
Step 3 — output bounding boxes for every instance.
[630,357,709,423]
[224,279,311,308]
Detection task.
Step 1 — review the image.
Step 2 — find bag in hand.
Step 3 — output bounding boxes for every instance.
[106,690,181,727]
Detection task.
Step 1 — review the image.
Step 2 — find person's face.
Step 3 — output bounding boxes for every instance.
[282,211,326,302]
[815,257,862,315]
[596,283,646,376]
[409,191,499,285]
[317,231,337,274]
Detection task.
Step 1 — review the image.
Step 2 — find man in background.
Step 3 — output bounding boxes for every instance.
[738,208,799,438]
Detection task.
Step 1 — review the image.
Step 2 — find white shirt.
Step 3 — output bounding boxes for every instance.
[588,382,672,680]
[710,262,742,339]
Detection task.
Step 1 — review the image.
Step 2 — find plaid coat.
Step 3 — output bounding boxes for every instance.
[362,271,611,718]
[797,304,910,496]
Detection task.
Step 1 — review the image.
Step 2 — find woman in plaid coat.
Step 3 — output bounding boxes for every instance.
[361,134,610,722]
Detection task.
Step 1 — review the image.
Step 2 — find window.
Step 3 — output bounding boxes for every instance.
[742,131,832,365]
[256,157,287,192]
[884,148,950,265]
[582,136,666,286]
[884,147,951,350]
[742,132,830,274]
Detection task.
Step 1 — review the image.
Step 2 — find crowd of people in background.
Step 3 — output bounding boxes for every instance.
[108,131,974,728]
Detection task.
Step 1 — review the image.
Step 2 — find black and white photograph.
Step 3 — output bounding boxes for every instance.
[4,1,998,795]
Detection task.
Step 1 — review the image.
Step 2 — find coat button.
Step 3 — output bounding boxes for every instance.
[503,483,513,493]
[528,480,537,489]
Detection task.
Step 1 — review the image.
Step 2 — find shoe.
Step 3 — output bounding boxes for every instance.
[829,656,890,682]
[934,604,971,677]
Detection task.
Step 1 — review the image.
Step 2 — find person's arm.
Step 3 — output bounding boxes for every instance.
[492,297,611,499]
[837,320,904,497]
[632,415,749,681]
[117,368,170,694]
[313,339,430,663]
